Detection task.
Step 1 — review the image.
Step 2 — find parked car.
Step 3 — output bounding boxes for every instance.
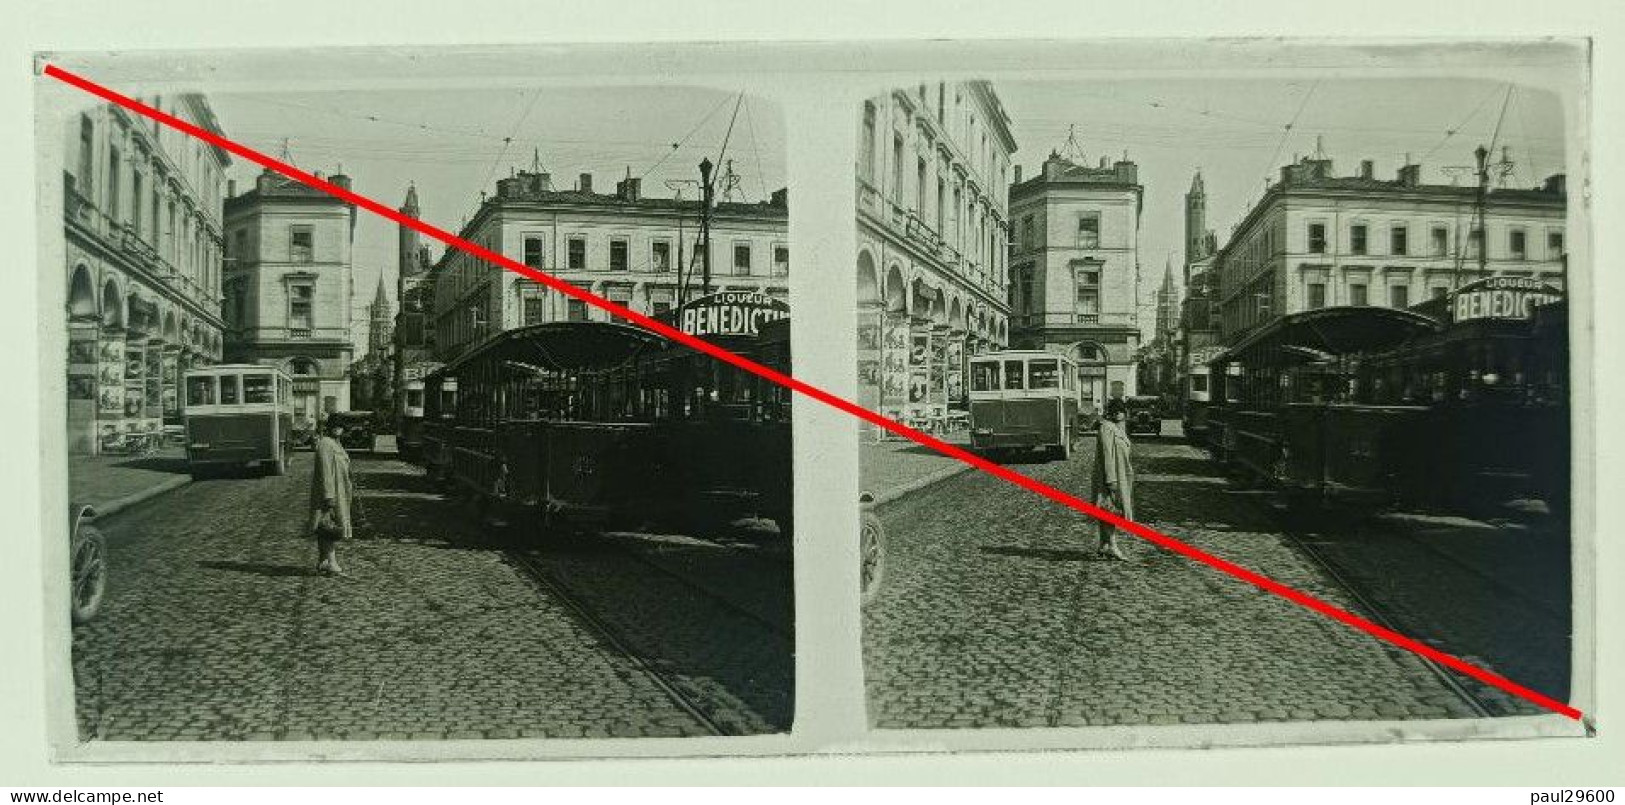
[290,421,317,451]
[324,410,378,452]
[1124,395,1164,436]
[69,504,107,625]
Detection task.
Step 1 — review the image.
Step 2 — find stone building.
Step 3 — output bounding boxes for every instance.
[855,81,1017,434]
[63,94,230,454]
[1213,155,1567,341]
[222,168,358,426]
[429,171,787,363]
[1007,151,1143,412]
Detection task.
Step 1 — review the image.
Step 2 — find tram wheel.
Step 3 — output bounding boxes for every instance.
[860,510,886,607]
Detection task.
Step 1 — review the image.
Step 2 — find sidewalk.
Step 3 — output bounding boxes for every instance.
[69,447,191,517]
[860,430,976,505]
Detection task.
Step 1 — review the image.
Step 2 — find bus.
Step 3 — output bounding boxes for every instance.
[967,350,1082,461]
[182,364,295,477]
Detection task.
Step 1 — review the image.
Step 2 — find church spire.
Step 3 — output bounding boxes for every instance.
[373,270,390,311]
[402,182,420,217]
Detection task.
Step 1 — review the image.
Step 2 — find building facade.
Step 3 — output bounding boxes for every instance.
[63,95,230,454]
[429,171,788,363]
[349,272,395,415]
[222,168,358,425]
[855,82,1017,433]
[1007,151,1143,412]
[1213,156,1568,342]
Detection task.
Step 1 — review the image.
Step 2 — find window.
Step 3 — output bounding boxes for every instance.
[733,243,752,276]
[1077,213,1100,249]
[1350,224,1368,255]
[860,103,876,181]
[289,284,314,334]
[185,375,215,406]
[566,298,589,322]
[523,295,546,326]
[242,374,274,404]
[1022,215,1034,250]
[568,237,586,270]
[107,146,121,222]
[1510,229,1527,260]
[1349,283,1368,307]
[1029,359,1060,389]
[1190,374,1209,394]
[1003,360,1025,390]
[219,374,240,405]
[1308,222,1327,253]
[1468,226,1484,258]
[290,226,313,263]
[652,300,673,318]
[1390,225,1408,256]
[610,238,629,271]
[891,134,904,203]
[1431,286,1448,302]
[77,116,93,195]
[936,176,946,232]
[1307,282,1327,310]
[1431,226,1449,256]
[523,236,545,269]
[916,158,927,214]
[652,240,672,272]
[970,361,1000,392]
[1548,231,1565,259]
[773,245,789,276]
[130,170,144,240]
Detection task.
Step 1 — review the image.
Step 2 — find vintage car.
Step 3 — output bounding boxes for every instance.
[324,411,379,452]
[1123,395,1165,436]
[69,504,107,625]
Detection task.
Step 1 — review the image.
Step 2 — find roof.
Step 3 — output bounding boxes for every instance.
[1211,306,1443,366]
[434,322,667,378]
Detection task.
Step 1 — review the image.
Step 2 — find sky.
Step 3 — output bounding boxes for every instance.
[207,86,786,356]
[995,76,1567,334]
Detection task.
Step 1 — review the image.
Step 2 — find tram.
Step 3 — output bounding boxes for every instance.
[1204,306,1442,506]
[417,304,793,538]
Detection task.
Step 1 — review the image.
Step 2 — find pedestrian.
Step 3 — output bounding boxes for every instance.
[1092,397,1136,561]
[310,417,355,575]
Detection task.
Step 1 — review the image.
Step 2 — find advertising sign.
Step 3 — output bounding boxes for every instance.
[880,315,908,417]
[673,291,789,338]
[946,337,966,404]
[1451,276,1563,324]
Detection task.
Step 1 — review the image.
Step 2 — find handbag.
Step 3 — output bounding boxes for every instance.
[313,505,344,539]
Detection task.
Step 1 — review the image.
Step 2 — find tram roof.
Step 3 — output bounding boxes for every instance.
[435,322,667,377]
[1211,306,1442,366]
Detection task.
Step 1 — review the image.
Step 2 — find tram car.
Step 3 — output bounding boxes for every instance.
[1204,306,1442,507]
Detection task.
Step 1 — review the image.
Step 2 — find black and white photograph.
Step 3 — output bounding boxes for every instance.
[53,76,794,743]
[856,60,1582,731]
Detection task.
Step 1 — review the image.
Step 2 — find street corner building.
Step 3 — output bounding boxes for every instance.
[62,94,231,454]
[854,81,1017,437]
[222,167,361,425]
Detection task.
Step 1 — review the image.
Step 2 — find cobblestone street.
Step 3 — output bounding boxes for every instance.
[862,425,1559,729]
[71,443,792,741]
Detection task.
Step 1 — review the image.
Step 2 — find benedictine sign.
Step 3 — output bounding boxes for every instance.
[1451,276,1563,324]
[673,291,790,338]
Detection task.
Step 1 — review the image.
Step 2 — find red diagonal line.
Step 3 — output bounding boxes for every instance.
[42,62,1582,722]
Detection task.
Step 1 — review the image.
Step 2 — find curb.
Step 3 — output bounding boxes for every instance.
[869,462,975,507]
[91,475,190,519]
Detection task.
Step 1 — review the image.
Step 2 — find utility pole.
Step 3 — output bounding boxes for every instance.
[1475,144,1489,280]
[700,157,715,298]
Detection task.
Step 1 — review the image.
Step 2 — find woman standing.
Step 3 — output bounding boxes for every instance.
[1091,398,1136,561]
[310,418,355,575]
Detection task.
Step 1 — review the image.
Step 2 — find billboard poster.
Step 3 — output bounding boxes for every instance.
[98,336,124,415]
[880,314,909,416]
[928,330,947,418]
[946,337,966,403]
[907,331,931,417]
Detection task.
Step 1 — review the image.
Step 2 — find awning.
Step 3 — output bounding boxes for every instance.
[1209,306,1442,367]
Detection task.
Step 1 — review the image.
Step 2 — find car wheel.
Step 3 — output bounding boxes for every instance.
[70,524,108,625]
[860,510,886,607]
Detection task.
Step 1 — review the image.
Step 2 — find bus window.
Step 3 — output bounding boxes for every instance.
[186,375,216,406]
[243,374,274,404]
[1003,360,1026,391]
[970,361,1000,392]
[220,375,241,405]
[1030,359,1060,389]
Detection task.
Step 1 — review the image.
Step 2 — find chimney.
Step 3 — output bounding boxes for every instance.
[1397,163,1421,187]
[1360,160,1374,179]
[330,173,352,192]
[617,176,642,201]
[1543,173,1567,195]
[579,173,593,193]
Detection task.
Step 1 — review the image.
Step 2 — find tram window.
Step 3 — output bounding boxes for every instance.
[242,374,274,404]
[185,375,216,406]
[406,389,424,408]
[1190,374,1209,393]
[1029,359,1060,389]
[219,375,241,405]
[970,361,999,392]
[1003,360,1025,390]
